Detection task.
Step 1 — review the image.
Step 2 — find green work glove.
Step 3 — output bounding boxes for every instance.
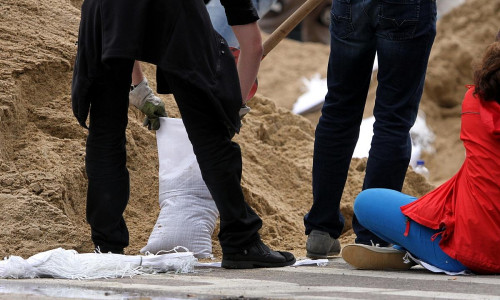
[129,77,167,130]
[141,101,166,130]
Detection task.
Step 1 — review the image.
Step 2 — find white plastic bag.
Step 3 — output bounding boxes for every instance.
[141,118,219,258]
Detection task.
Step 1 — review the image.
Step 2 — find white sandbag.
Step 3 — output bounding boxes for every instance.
[352,114,435,168]
[0,248,197,279]
[141,118,219,258]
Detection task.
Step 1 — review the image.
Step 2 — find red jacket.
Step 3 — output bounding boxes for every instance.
[401,86,500,274]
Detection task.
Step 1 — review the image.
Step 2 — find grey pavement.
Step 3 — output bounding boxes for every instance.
[0,258,499,300]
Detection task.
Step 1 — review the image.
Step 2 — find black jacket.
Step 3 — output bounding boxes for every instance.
[72,0,258,132]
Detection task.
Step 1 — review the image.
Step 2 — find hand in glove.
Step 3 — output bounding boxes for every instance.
[129,78,167,130]
[239,105,251,119]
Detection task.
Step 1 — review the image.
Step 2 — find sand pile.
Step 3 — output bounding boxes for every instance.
[0,0,497,259]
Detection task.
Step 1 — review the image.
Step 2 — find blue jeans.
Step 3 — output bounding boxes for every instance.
[206,0,276,48]
[354,189,467,272]
[304,0,436,245]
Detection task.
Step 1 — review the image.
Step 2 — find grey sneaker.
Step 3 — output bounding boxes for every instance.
[306,230,341,259]
[341,244,415,270]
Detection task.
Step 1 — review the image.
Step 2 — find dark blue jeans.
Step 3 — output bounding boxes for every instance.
[304,0,436,245]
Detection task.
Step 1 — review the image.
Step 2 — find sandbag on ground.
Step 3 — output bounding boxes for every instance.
[0,248,196,279]
[141,118,219,258]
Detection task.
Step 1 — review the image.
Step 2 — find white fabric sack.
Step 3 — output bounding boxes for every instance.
[0,248,196,279]
[141,118,219,258]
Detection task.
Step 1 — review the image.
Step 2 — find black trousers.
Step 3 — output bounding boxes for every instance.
[85,59,262,254]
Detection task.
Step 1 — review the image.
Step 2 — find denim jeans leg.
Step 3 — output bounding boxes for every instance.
[85,59,135,253]
[304,0,377,238]
[353,0,437,245]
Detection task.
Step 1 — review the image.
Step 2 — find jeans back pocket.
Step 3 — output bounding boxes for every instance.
[378,0,420,40]
[331,0,354,39]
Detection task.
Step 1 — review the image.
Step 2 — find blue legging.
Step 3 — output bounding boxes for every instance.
[354,188,467,272]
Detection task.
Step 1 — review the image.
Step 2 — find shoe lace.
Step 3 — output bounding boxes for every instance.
[403,252,413,264]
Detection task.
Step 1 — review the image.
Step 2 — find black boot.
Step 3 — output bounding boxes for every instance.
[222,239,296,269]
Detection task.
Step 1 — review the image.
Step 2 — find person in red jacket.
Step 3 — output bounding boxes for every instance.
[342,34,500,274]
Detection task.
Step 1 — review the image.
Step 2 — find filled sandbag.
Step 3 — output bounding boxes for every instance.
[141,118,219,258]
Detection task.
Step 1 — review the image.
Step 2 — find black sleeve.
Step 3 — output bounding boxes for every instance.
[220,0,259,26]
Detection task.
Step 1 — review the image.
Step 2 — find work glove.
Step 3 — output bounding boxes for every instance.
[239,105,251,119]
[129,78,167,130]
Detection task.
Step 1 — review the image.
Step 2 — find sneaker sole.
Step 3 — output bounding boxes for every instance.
[306,250,340,259]
[341,244,413,270]
[221,258,296,269]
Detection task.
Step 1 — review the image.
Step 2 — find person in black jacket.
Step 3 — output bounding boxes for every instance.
[129,0,275,126]
[71,0,295,269]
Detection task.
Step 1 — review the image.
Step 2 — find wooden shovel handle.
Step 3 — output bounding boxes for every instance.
[241,0,326,100]
[262,0,326,56]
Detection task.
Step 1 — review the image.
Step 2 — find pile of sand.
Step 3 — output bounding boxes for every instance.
[0,0,498,259]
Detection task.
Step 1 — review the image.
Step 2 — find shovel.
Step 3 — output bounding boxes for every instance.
[232,0,327,100]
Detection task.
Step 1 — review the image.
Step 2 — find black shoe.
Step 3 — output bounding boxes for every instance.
[222,240,296,269]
